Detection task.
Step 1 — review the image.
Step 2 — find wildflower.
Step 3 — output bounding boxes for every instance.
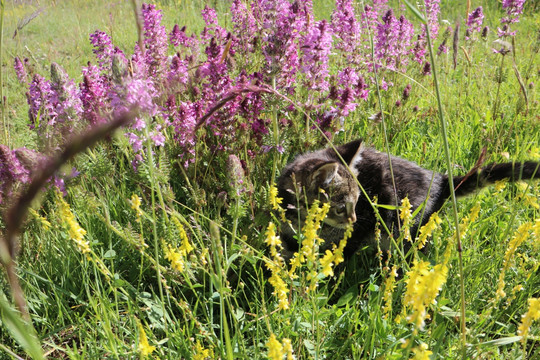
[13,57,27,84]
[399,197,413,242]
[265,222,283,262]
[193,341,213,360]
[282,338,294,360]
[494,179,507,192]
[501,0,526,25]
[141,3,169,78]
[164,242,185,272]
[422,61,431,75]
[89,30,115,70]
[466,7,484,40]
[382,265,399,317]
[402,260,448,331]
[518,298,540,344]
[56,191,90,255]
[411,342,433,360]
[374,10,414,72]
[269,184,283,211]
[80,64,109,126]
[331,0,361,54]
[301,19,333,91]
[402,84,412,101]
[267,333,284,360]
[417,212,442,249]
[136,319,156,357]
[130,194,143,221]
[29,208,51,231]
[496,222,533,299]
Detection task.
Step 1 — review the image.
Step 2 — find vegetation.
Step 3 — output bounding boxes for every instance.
[1,0,539,359]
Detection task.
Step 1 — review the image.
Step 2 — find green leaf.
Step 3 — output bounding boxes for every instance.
[0,294,44,360]
[402,0,426,23]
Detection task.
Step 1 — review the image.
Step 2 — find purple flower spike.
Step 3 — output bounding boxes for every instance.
[501,0,525,24]
[14,57,28,84]
[301,19,333,92]
[90,30,115,70]
[466,7,484,40]
[141,4,169,78]
[80,64,109,126]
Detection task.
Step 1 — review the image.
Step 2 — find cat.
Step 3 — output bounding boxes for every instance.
[276,138,540,261]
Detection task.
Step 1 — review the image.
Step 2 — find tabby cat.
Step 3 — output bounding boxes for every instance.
[277,139,540,260]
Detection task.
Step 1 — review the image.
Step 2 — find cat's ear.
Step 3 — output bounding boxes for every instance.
[333,138,363,164]
[309,162,339,189]
[348,142,364,177]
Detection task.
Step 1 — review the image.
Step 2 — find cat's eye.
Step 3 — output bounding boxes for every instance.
[335,205,346,215]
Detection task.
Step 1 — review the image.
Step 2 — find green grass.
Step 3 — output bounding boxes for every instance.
[1,0,540,359]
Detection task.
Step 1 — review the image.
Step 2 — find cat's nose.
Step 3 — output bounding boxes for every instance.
[349,213,357,224]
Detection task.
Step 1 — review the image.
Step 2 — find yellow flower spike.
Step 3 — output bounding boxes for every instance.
[496,222,533,301]
[494,179,507,192]
[163,241,185,272]
[267,333,284,360]
[130,194,143,221]
[269,184,283,210]
[382,265,399,317]
[399,197,413,242]
[402,260,448,331]
[410,342,433,360]
[193,341,213,360]
[29,208,51,231]
[417,212,442,250]
[518,298,540,344]
[281,338,294,360]
[56,191,90,255]
[136,319,156,357]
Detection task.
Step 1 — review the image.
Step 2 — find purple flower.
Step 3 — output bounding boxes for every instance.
[231,0,258,53]
[89,30,115,70]
[14,57,27,84]
[27,74,56,129]
[80,64,109,126]
[167,54,189,88]
[301,19,333,92]
[331,0,361,53]
[50,63,83,128]
[141,4,169,78]
[466,7,484,39]
[402,84,412,100]
[423,0,440,39]
[422,61,431,75]
[501,0,525,24]
[0,145,32,204]
[375,11,414,71]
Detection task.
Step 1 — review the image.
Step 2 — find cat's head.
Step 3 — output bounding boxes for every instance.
[278,141,363,229]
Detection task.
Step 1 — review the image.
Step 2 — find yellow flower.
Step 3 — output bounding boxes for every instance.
[400,197,413,242]
[282,338,294,360]
[403,260,448,331]
[410,342,433,360]
[269,184,283,210]
[267,333,283,360]
[382,266,399,317]
[265,222,283,264]
[496,223,532,300]
[29,208,51,231]
[518,298,540,344]
[131,194,143,221]
[417,212,442,249]
[175,219,194,256]
[56,191,90,255]
[494,179,507,192]
[136,319,156,357]
[193,341,213,360]
[267,266,289,310]
[163,242,185,272]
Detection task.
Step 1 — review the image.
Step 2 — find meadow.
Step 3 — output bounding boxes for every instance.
[0,0,539,359]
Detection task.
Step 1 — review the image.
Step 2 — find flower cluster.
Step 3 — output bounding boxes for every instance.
[402,260,448,331]
[466,6,485,40]
[56,190,90,256]
[266,333,294,360]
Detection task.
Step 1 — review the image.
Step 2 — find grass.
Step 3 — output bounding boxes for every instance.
[1,0,540,359]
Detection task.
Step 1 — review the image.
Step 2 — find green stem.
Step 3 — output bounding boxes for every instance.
[0,0,6,145]
[425,23,467,358]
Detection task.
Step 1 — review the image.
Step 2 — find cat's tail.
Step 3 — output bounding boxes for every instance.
[443,161,540,198]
